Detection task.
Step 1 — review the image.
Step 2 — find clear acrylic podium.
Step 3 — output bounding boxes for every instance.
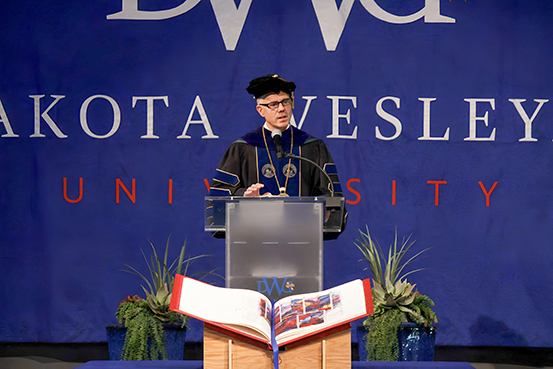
[205,196,344,300]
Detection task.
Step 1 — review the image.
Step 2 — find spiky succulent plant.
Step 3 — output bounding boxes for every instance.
[355,227,437,361]
[121,236,218,324]
[115,236,218,360]
[371,277,436,327]
[143,283,172,323]
[372,278,415,312]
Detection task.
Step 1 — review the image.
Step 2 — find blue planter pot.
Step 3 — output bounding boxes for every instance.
[357,325,369,361]
[106,324,187,360]
[357,322,436,361]
[397,322,436,361]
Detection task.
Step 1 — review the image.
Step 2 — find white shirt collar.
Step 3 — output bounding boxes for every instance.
[263,123,290,132]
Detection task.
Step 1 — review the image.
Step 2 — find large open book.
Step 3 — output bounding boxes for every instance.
[170,275,373,348]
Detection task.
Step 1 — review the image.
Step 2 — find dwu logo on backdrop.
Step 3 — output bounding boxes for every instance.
[258,277,296,297]
[107,0,455,51]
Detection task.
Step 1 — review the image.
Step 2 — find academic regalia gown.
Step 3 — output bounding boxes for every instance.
[209,125,347,238]
[210,126,343,197]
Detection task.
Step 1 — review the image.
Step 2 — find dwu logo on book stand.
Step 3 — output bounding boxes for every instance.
[257,277,296,297]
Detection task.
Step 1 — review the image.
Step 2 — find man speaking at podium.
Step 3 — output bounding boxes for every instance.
[209,74,346,201]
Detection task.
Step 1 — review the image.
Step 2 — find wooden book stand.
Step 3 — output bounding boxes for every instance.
[203,323,351,369]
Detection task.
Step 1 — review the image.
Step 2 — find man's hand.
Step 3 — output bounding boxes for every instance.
[244,183,265,197]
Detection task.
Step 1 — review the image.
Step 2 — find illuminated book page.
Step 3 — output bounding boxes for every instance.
[175,277,272,341]
[273,279,367,346]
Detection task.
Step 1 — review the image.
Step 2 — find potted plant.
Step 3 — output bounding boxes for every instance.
[107,236,215,360]
[355,227,438,361]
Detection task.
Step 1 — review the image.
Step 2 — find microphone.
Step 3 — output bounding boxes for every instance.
[271,129,286,160]
[271,128,336,197]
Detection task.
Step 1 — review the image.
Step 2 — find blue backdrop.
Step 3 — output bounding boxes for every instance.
[1,0,553,347]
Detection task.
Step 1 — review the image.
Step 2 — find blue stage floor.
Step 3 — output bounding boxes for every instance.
[77,360,476,368]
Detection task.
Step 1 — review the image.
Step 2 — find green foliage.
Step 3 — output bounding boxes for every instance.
[122,236,212,321]
[408,295,438,326]
[355,227,428,289]
[115,236,218,360]
[116,300,166,361]
[355,227,438,361]
[364,309,404,361]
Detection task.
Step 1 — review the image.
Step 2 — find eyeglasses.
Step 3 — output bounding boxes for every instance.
[258,98,293,110]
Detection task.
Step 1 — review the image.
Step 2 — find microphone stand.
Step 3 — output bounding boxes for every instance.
[282,152,344,235]
[282,152,339,203]
[272,128,341,208]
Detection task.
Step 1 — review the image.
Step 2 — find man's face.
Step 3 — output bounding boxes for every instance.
[256,91,293,132]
